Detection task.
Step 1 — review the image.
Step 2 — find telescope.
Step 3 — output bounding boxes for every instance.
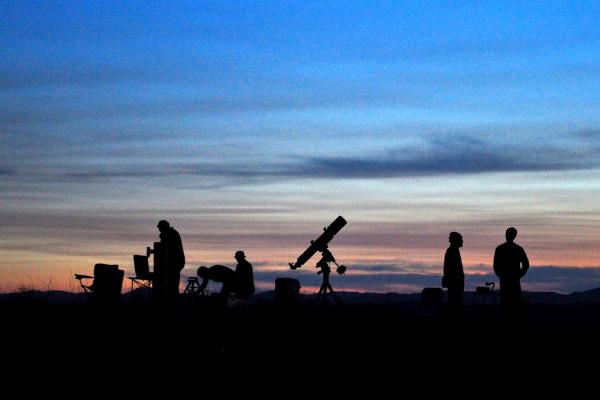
[289,216,347,270]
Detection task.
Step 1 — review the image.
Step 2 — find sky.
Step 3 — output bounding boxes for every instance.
[2,1,600,294]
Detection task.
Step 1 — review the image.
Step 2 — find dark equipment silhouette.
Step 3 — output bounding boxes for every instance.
[146,241,166,301]
[128,254,153,292]
[474,281,497,307]
[315,246,345,304]
[274,278,301,305]
[422,287,445,304]
[289,216,348,304]
[289,216,347,270]
[420,287,445,316]
[183,276,204,295]
[475,281,495,296]
[74,263,124,304]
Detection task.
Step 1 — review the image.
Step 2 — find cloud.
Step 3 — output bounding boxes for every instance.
[520,266,600,293]
[251,269,442,292]
[2,130,587,188]
[64,169,168,181]
[349,264,404,273]
[293,135,591,179]
[0,210,147,233]
[0,61,234,91]
[0,66,147,91]
[463,266,600,294]
[106,207,293,216]
[0,86,425,127]
[0,167,15,176]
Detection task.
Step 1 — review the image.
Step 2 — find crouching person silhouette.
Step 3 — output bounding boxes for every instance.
[197,265,237,297]
[196,251,255,300]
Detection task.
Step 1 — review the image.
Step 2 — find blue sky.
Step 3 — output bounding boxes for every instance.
[2,1,600,293]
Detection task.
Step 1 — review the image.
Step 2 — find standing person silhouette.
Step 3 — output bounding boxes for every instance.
[157,220,185,303]
[234,250,255,299]
[493,227,529,319]
[443,232,464,318]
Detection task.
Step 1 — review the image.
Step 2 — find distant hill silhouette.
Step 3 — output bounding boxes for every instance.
[219,288,600,305]
[567,287,600,303]
[0,290,85,305]
[4,287,600,305]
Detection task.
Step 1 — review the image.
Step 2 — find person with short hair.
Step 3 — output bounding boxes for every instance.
[443,231,464,317]
[493,227,529,318]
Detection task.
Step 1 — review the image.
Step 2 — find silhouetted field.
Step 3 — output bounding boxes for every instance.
[3,290,600,376]
[1,291,597,399]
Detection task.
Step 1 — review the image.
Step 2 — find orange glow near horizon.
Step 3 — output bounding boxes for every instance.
[2,174,600,294]
[3,228,600,294]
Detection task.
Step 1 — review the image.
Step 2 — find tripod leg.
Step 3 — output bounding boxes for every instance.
[316,284,326,303]
[322,286,329,304]
[328,284,342,304]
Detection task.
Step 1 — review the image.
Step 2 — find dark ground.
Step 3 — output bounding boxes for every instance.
[2,292,599,393]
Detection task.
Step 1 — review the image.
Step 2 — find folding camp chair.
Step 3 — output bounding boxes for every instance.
[128,255,153,292]
[74,263,124,303]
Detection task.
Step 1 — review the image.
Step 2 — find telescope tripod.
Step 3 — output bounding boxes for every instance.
[315,250,345,305]
[183,277,207,296]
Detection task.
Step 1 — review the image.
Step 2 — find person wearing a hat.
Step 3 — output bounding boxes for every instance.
[234,250,255,299]
[157,220,185,302]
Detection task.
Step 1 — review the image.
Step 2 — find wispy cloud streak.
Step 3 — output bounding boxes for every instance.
[19,131,594,186]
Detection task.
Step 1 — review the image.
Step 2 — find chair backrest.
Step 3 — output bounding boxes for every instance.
[133,255,151,279]
[93,263,124,302]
